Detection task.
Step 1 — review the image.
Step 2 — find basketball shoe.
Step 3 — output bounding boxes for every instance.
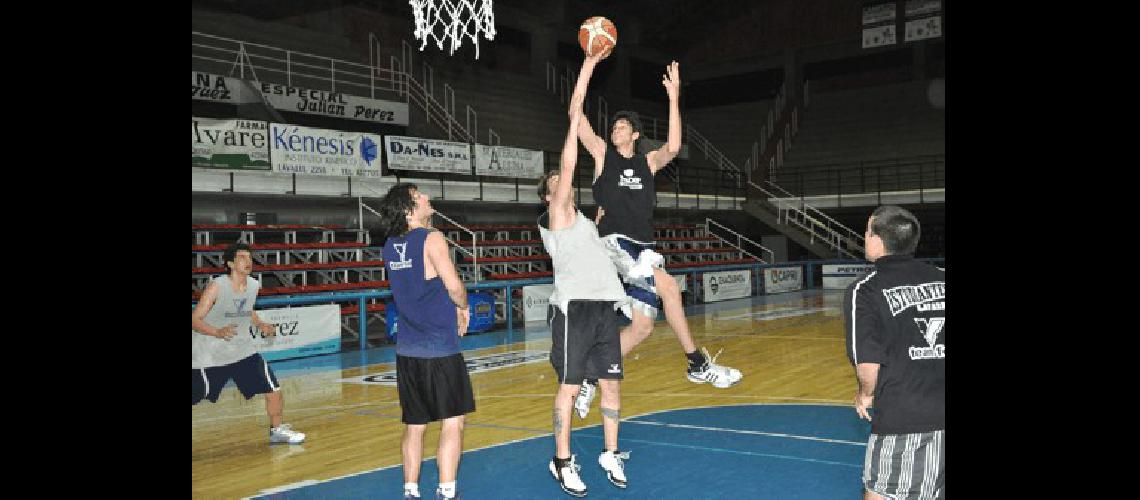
[549,454,587,497]
[686,347,742,388]
[574,379,596,419]
[598,449,630,488]
[269,423,306,444]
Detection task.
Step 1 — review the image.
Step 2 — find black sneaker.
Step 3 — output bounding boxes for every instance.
[549,455,588,497]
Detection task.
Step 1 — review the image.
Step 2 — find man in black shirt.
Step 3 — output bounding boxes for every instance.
[572,57,742,420]
[844,205,945,500]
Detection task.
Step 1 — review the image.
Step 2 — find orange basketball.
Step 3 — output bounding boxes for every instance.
[578,16,617,58]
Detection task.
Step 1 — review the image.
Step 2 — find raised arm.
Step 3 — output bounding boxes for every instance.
[571,51,611,176]
[647,61,682,174]
[550,91,585,214]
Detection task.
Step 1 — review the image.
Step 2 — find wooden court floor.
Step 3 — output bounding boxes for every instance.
[192,291,856,499]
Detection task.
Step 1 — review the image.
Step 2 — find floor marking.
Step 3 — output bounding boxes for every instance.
[623,419,866,446]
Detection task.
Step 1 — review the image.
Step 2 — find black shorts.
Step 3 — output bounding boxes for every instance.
[193,353,279,405]
[549,301,623,385]
[397,353,476,425]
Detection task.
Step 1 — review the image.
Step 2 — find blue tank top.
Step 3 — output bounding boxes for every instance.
[382,228,460,358]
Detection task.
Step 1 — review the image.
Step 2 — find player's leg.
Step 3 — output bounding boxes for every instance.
[434,353,475,499]
[548,302,589,497]
[436,416,464,499]
[265,390,283,428]
[402,424,427,494]
[231,353,305,443]
[398,355,433,498]
[591,303,628,488]
[618,306,654,356]
[652,266,696,353]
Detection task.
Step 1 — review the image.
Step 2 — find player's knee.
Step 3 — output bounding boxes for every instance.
[598,380,620,400]
[442,416,465,432]
[631,321,653,340]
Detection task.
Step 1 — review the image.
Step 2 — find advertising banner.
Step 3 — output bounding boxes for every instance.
[252,304,342,361]
[474,144,544,179]
[702,270,752,302]
[383,135,472,175]
[192,71,409,125]
[270,123,383,178]
[822,264,876,289]
[763,266,803,294]
[192,117,271,171]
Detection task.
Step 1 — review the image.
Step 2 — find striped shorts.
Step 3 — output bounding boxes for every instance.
[863,430,944,500]
[599,234,662,319]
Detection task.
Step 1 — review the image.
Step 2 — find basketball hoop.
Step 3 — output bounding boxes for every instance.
[409,0,496,59]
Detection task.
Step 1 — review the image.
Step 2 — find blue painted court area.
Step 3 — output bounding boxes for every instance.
[250,404,870,500]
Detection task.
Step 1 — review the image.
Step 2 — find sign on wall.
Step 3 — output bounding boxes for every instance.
[383,135,472,175]
[862,3,897,24]
[252,304,342,361]
[822,264,876,289]
[863,25,898,48]
[522,284,554,322]
[904,16,942,42]
[474,144,544,179]
[702,270,752,302]
[192,117,271,171]
[763,266,803,294]
[270,123,383,178]
[192,71,409,125]
[904,0,941,17]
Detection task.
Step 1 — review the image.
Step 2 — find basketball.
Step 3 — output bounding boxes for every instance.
[579,16,617,58]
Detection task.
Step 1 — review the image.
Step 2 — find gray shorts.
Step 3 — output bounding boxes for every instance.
[863,430,944,499]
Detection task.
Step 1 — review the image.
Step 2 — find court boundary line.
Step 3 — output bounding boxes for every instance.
[622,419,866,445]
[573,434,862,468]
[243,402,860,499]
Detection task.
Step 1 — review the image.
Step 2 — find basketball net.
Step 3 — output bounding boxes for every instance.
[409,0,496,59]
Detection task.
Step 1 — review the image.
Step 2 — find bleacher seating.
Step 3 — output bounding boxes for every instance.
[192,220,768,348]
[192,241,379,268]
[193,223,369,246]
[779,81,943,178]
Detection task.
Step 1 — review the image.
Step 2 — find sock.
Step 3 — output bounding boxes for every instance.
[685,349,706,370]
[554,455,572,469]
[585,378,598,386]
[438,481,456,498]
[403,482,419,497]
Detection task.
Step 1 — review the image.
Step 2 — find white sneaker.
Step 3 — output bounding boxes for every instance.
[269,423,306,444]
[598,450,630,488]
[686,347,743,389]
[574,380,596,419]
[549,455,587,497]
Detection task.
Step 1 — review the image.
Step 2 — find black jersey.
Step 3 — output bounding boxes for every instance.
[844,254,946,435]
[592,145,656,243]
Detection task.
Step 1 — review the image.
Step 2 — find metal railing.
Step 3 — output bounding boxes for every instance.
[770,155,945,200]
[357,184,479,283]
[192,31,404,101]
[705,218,775,263]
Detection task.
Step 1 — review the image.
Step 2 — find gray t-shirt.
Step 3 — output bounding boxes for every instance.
[538,210,628,314]
[192,275,260,368]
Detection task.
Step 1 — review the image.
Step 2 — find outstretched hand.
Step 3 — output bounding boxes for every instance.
[662,60,680,101]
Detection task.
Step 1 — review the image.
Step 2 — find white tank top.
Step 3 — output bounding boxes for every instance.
[193,275,260,368]
[538,210,628,314]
